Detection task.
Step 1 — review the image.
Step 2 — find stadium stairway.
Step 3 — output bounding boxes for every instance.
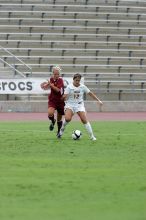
[0,0,146,108]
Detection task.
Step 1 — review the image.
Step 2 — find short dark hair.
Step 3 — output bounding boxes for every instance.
[73,73,82,80]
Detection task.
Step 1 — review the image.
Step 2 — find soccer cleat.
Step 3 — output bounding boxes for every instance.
[57,126,65,138]
[49,119,56,131]
[56,130,62,139]
[57,132,61,138]
[91,136,96,141]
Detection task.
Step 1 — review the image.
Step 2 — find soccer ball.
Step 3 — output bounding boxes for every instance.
[72,130,82,140]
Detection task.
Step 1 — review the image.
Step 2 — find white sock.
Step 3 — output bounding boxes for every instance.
[84,122,95,138]
[62,118,69,128]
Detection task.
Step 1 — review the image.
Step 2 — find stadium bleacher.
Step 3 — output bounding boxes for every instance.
[0,0,146,103]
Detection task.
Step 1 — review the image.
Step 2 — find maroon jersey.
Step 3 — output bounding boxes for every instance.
[48,77,64,103]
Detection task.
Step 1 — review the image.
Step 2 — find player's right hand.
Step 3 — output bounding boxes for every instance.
[40,82,49,90]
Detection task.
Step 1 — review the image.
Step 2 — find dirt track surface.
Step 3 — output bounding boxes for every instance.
[0,112,146,121]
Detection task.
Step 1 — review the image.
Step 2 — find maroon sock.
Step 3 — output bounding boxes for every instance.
[48,115,55,123]
[57,121,62,133]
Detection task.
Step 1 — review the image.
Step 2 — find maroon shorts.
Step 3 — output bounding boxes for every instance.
[48,101,64,115]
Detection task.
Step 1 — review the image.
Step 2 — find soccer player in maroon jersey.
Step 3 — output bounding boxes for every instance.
[40,65,64,136]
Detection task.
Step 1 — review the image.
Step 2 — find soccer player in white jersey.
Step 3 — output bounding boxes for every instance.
[58,73,103,141]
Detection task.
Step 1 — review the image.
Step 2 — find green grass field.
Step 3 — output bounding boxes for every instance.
[0,121,146,220]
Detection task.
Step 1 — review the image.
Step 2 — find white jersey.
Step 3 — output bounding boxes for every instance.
[64,83,90,105]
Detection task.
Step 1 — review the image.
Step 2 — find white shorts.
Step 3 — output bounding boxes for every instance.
[65,103,86,114]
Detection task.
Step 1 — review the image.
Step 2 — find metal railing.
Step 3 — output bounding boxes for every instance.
[0,45,32,78]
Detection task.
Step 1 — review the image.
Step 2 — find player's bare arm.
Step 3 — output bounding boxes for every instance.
[41,80,61,92]
[49,82,61,92]
[88,91,103,105]
[61,94,68,101]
